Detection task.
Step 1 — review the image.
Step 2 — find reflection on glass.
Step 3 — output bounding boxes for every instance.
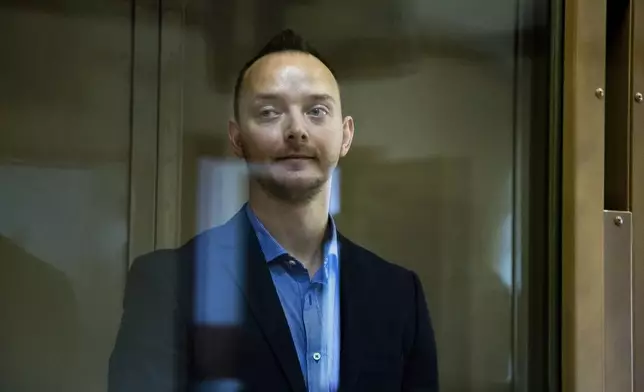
[0,0,550,390]
[110,30,439,391]
[0,3,131,391]
[177,1,527,391]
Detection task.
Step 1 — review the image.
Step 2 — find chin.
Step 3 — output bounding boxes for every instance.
[273,167,325,183]
[279,177,324,192]
[258,174,327,203]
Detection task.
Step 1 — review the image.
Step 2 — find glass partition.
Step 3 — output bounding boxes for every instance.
[0,2,133,391]
[0,0,559,390]
[168,0,558,390]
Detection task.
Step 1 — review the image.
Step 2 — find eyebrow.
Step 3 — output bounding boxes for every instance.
[253,93,281,102]
[252,93,336,103]
[309,94,336,103]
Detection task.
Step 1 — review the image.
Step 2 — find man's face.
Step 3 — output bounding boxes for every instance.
[229,51,354,204]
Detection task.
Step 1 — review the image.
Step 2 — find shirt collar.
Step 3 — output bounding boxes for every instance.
[245,203,339,266]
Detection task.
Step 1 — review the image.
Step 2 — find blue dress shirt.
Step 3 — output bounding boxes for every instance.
[245,204,340,392]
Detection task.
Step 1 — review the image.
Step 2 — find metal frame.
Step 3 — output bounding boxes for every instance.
[604,0,634,212]
[603,210,634,392]
[631,0,644,388]
[512,0,565,389]
[561,0,607,391]
[546,0,565,388]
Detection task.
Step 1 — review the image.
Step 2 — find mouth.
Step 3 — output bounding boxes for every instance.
[276,155,315,161]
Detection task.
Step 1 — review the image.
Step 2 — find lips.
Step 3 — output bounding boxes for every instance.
[276,155,314,160]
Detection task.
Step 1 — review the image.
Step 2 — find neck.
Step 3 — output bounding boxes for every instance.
[248,182,330,274]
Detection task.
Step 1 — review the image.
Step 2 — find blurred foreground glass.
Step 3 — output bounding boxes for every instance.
[175,0,553,391]
[0,2,132,391]
[0,0,556,390]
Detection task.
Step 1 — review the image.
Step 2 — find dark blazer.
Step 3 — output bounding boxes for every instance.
[108,209,438,392]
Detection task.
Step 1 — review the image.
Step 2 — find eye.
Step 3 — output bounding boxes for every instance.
[258,108,280,119]
[307,106,329,118]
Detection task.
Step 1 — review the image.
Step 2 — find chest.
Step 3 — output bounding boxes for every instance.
[189,279,409,376]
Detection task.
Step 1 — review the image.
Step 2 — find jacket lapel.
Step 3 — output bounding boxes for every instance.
[222,211,306,392]
[338,234,365,391]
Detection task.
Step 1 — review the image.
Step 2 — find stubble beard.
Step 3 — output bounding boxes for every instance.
[256,175,325,205]
[243,149,327,205]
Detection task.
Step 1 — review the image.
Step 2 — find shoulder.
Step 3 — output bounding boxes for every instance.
[338,233,420,293]
[129,211,248,276]
[127,248,182,283]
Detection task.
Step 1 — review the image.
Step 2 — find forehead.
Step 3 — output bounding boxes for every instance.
[241,51,340,100]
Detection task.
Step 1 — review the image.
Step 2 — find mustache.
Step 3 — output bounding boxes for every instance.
[273,149,318,160]
[242,153,311,171]
[240,147,320,176]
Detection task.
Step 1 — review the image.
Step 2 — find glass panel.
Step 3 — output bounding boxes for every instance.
[0,2,132,391]
[168,0,550,391]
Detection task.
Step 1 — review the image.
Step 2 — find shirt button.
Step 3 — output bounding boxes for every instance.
[288,259,296,267]
[312,352,321,361]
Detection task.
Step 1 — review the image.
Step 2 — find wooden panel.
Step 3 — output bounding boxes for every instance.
[561,0,607,391]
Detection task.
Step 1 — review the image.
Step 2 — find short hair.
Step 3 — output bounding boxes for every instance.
[233,29,334,120]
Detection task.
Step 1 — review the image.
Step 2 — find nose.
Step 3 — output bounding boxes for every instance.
[284,111,309,142]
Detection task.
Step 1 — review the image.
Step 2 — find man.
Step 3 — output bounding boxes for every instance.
[109,30,438,392]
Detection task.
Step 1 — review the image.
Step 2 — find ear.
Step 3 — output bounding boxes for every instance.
[228,119,244,158]
[340,116,355,157]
